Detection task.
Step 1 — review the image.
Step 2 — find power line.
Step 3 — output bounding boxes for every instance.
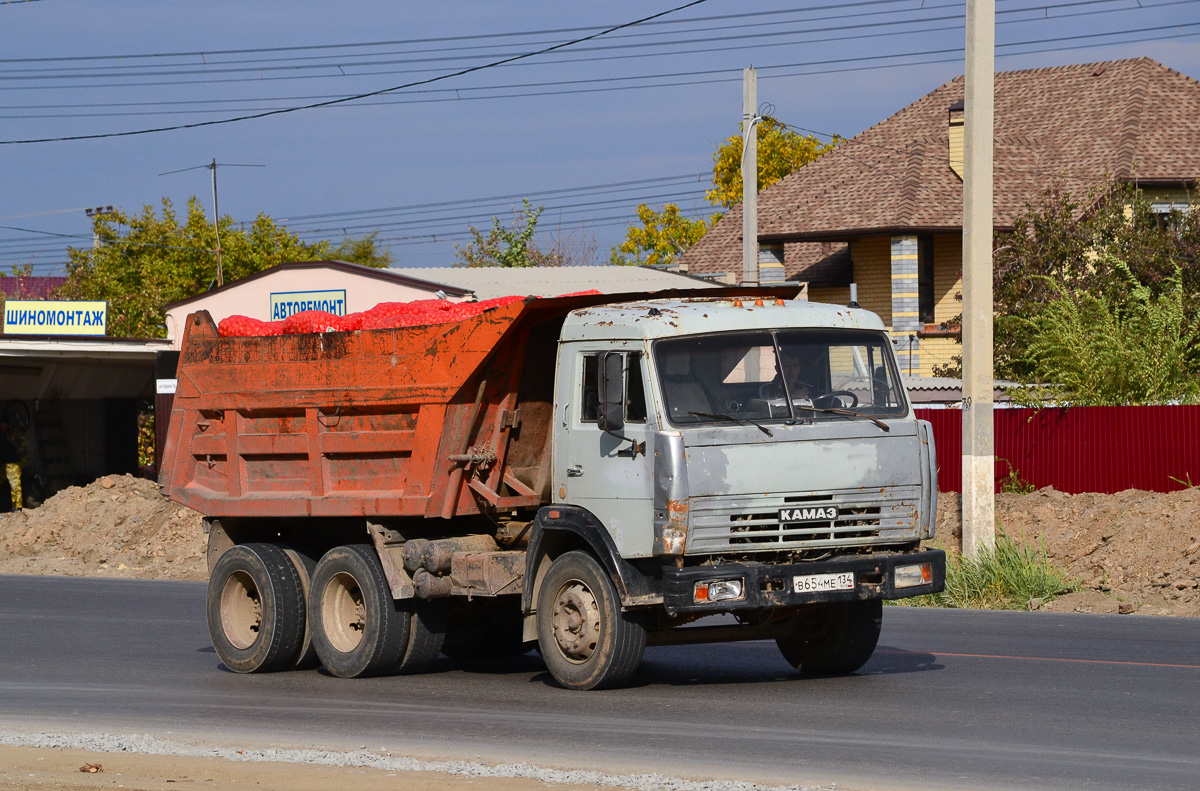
[0,224,88,240]
[0,0,985,65]
[0,0,1162,70]
[0,0,1183,92]
[0,16,1192,122]
[276,174,710,226]
[286,188,709,238]
[0,0,711,145]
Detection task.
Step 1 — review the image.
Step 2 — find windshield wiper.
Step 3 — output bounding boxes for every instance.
[792,405,890,432]
[689,411,773,436]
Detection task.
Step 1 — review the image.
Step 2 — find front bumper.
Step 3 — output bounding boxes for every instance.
[662,548,946,615]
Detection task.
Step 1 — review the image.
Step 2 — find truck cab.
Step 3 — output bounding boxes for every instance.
[527,296,943,687]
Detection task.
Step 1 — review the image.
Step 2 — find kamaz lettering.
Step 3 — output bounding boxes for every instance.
[778,506,839,522]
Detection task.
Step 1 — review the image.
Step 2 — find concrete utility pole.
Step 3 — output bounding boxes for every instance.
[741,67,758,287]
[84,205,115,250]
[961,0,996,557]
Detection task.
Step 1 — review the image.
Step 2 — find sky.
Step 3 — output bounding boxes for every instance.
[1,0,1198,276]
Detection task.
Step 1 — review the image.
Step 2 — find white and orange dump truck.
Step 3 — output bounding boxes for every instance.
[160,288,944,690]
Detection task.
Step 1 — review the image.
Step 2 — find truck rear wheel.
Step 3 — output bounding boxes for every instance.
[392,601,447,674]
[310,544,411,678]
[536,551,646,690]
[776,600,882,676]
[207,543,306,674]
[281,546,320,670]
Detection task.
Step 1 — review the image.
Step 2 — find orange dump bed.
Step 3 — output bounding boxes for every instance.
[160,295,580,520]
[160,286,790,521]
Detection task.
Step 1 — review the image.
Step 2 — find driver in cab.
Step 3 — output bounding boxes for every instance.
[762,350,816,406]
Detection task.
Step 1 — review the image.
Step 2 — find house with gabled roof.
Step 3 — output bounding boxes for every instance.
[681,57,1200,376]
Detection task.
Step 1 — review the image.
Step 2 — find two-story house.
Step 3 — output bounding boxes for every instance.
[680,57,1200,377]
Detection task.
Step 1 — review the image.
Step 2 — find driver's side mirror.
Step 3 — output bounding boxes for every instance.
[597,351,625,433]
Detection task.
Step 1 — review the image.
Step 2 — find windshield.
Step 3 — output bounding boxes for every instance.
[654,329,907,427]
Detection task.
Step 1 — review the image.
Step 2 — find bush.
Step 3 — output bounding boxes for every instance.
[901,531,1080,610]
[1008,259,1200,406]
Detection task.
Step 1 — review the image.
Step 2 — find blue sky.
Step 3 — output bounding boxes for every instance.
[2,0,1197,275]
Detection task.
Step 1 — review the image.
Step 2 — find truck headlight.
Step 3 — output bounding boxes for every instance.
[894,562,933,589]
[694,578,744,602]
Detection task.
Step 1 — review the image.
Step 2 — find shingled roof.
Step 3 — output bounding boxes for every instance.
[0,276,66,299]
[683,57,1200,281]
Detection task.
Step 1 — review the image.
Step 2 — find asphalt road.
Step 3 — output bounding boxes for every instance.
[1,575,1198,791]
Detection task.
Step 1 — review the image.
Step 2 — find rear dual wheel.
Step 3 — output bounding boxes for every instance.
[207,543,307,674]
[308,544,446,678]
[309,544,410,678]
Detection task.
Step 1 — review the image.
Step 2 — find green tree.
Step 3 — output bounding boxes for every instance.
[610,203,716,267]
[993,180,1200,381]
[1009,259,1200,405]
[707,117,840,209]
[330,231,394,267]
[0,263,35,318]
[57,197,336,338]
[610,116,840,265]
[453,199,547,268]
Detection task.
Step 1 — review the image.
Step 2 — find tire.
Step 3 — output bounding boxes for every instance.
[309,544,411,678]
[536,551,646,690]
[207,543,306,674]
[281,546,320,670]
[393,601,447,674]
[776,599,882,676]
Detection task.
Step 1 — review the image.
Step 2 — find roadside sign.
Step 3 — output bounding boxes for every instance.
[2,300,108,336]
[269,289,347,321]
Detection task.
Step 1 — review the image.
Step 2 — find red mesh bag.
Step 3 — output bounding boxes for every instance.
[338,312,366,332]
[283,310,341,334]
[218,315,284,337]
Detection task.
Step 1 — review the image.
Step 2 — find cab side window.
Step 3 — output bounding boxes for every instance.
[581,352,646,423]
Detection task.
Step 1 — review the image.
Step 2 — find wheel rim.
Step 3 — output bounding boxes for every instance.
[550,578,601,664]
[220,570,262,650]
[322,571,366,653]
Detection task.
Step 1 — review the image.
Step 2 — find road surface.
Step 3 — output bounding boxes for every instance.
[1,575,1197,790]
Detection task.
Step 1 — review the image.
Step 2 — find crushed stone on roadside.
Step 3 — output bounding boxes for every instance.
[0,730,831,791]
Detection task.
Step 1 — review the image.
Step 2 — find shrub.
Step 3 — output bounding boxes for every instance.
[902,530,1080,610]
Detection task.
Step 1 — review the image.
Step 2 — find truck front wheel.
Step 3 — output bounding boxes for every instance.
[776,599,882,676]
[207,543,306,674]
[536,551,646,690]
[309,544,411,678]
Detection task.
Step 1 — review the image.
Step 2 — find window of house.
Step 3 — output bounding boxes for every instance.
[918,234,935,324]
[1151,203,1191,231]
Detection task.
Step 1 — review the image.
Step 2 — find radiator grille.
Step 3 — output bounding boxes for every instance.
[687,487,922,553]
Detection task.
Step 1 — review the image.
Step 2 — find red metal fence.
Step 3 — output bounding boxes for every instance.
[915,405,1200,494]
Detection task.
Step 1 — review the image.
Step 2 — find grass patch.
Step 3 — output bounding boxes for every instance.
[899,531,1081,610]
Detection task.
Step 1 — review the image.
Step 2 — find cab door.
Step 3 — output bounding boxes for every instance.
[555,346,654,558]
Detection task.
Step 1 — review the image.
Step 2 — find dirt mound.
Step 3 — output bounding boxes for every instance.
[0,474,206,580]
[934,488,1200,617]
[2,476,1198,616]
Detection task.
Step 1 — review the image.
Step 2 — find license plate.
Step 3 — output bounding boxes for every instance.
[793,572,855,593]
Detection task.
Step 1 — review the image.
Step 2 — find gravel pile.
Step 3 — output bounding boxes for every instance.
[0,729,830,791]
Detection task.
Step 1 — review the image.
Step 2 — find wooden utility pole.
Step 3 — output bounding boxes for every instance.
[159,160,263,289]
[961,0,996,557]
[741,67,758,286]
